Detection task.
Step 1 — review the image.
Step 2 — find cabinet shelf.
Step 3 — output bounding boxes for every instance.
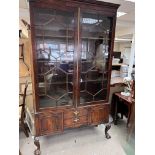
[36,35,73,39]
[38,82,73,86]
[81,79,107,83]
[36,35,111,40]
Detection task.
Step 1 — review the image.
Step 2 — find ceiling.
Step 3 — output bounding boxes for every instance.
[19,0,135,41]
[98,0,135,40]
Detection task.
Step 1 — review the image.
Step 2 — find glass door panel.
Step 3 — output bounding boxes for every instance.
[80,11,112,105]
[33,7,75,108]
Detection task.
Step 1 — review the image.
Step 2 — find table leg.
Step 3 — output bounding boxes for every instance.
[114,95,118,125]
[127,104,132,128]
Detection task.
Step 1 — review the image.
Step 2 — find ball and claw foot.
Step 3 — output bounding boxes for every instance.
[105,124,111,139]
[34,149,41,155]
[34,137,41,155]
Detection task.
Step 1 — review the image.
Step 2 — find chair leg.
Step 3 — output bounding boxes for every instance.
[20,122,29,137]
[24,123,29,137]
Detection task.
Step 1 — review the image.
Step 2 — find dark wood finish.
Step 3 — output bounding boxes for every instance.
[28,0,119,153]
[37,112,63,135]
[107,16,117,101]
[29,5,39,112]
[112,92,133,127]
[29,0,119,112]
[19,81,29,137]
[64,115,89,128]
[90,105,109,125]
[64,108,88,119]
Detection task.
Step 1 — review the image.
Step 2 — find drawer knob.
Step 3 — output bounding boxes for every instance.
[74,118,79,122]
[73,111,79,115]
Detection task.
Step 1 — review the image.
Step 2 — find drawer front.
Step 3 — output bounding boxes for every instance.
[91,105,109,125]
[64,108,88,119]
[38,112,63,135]
[64,115,88,128]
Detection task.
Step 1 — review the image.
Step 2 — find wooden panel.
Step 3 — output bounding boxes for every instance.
[64,108,88,119]
[38,112,63,135]
[64,118,73,128]
[91,104,109,125]
[74,115,89,127]
[64,115,88,128]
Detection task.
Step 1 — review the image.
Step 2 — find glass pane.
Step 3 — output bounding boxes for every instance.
[39,96,56,108]
[33,7,75,108]
[80,12,111,105]
[80,92,93,104]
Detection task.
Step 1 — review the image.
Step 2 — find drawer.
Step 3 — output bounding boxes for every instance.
[91,104,109,125]
[64,115,88,128]
[37,112,63,135]
[64,108,88,119]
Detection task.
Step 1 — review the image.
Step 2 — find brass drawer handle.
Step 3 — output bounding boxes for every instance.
[73,111,79,115]
[74,118,80,122]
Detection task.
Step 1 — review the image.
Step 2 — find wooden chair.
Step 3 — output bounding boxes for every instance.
[19,81,29,137]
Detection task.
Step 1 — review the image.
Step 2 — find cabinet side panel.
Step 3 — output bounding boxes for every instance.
[91,104,109,124]
[106,16,117,101]
[29,3,39,112]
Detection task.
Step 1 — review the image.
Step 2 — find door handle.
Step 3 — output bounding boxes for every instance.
[73,111,79,116]
[73,118,80,122]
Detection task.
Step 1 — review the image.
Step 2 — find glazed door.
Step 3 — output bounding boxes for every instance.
[78,9,113,106]
[31,5,78,108]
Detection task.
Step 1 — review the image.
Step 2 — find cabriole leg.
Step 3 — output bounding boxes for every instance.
[105,124,111,139]
[34,137,41,155]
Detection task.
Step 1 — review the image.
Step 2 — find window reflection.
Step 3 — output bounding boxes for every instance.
[80,12,111,104]
[34,8,75,107]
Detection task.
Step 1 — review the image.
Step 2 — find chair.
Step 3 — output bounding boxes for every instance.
[19,81,29,137]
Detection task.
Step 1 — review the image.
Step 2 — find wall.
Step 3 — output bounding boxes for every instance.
[19,32,32,77]
[114,42,120,51]
[113,42,131,64]
[119,42,131,56]
[114,42,131,53]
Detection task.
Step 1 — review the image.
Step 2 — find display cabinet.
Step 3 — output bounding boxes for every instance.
[27,0,119,154]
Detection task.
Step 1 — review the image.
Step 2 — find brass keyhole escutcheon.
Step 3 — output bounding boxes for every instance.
[73,111,79,116]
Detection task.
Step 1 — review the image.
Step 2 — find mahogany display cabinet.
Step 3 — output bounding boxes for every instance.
[26,0,119,154]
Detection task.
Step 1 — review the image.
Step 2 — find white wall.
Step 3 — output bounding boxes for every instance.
[119,42,131,55]
[114,42,131,53]
[114,42,120,51]
[113,42,131,64]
